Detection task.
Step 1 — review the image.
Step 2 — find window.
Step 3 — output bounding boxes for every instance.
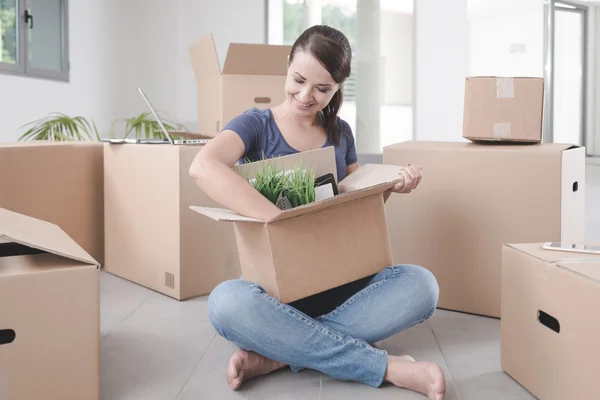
[0,0,69,81]
[268,0,415,154]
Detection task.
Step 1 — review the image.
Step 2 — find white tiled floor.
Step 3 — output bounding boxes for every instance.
[100,163,600,400]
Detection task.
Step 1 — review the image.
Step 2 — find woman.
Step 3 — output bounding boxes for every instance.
[189,25,445,400]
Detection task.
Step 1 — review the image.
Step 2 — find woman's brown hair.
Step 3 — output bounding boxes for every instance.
[289,25,352,147]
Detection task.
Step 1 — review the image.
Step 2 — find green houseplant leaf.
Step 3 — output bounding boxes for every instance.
[18,113,100,141]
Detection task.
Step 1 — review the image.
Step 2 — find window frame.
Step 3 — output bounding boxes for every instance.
[0,0,70,82]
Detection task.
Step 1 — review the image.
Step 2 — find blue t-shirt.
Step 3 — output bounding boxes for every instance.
[222,108,358,182]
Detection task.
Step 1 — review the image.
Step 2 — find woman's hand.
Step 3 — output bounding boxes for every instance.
[390,164,423,194]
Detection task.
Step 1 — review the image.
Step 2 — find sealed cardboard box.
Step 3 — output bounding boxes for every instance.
[191,147,403,304]
[104,143,240,300]
[0,208,100,400]
[383,141,585,317]
[0,141,104,264]
[188,33,291,136]
[501,243,600,399]
[463,76,544,142]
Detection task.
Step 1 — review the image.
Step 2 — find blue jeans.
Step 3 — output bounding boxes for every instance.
[207,264,439,388]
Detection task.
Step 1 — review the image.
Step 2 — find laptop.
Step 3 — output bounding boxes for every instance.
[137,88,209,145]
[101,89,210,145]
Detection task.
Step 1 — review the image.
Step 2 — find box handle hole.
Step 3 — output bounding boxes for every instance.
[0,329,15,345]
[538,310,560,333]
[573,181,579,192]
[254,97,271,104]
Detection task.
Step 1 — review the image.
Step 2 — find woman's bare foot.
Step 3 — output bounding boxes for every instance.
[384,355,446,400]
[227,350,287,390]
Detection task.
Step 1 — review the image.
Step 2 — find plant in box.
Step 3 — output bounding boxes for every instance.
[247,157,319,210]
[282,163,317,209]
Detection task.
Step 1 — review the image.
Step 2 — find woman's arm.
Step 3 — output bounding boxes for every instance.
[346,161,359,176]
[189,130,281,222]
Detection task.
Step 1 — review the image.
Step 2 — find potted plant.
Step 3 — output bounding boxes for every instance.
[18,110,187,142]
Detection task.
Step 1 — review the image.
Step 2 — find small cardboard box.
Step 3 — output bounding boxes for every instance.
[501,243,600,399]
[191,147,403,304]
[188,33,292,136]
[383,141,585,318]
[0,208,100,400]
[463,76,544,143]
[103,143,240,300]
[0,141,104,264]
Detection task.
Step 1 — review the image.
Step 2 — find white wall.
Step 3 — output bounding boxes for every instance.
[381,11,412,105]
[0,0,115,142]
[468,9,544,77]
[414,0,467,141]
[0,0,266,142]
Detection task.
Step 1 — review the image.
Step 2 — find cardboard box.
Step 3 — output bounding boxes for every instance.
[383,141,585,317]
[0,208,100,400]
[0,142,104,264]
[191,147,403,304]
[103,143,240,300]
[463,76,544,142]
[501,243,600,399]
[188,33,292,136]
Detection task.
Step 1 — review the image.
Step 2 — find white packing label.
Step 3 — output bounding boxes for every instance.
[493,122,511,138]
[496,77,515,98]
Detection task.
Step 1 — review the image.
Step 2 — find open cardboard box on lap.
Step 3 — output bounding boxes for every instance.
[501,243,600,399]
[0,208,100,400]
[191,147,403,303]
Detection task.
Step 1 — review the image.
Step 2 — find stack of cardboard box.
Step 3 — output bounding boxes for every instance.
[383,76,585,317]
[383,76,597,399]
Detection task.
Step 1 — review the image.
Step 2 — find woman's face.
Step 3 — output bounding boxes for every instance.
[284,50,340,117]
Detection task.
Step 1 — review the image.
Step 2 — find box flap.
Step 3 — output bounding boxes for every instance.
[189,33,222,81]
[267,172,401,224]
[234,146,337,182]
[506,243,600,283]
[189,206,263,223]
[0,208,99,267]
[338,163,404,192]
[223,43,290,76]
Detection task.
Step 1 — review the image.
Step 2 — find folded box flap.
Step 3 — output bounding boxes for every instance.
[223,43,290,76]
[267,180,398,224]
[189,206,264,223]
[0,208,99,267]
[338,163,404,192]
[189,33,222,81]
